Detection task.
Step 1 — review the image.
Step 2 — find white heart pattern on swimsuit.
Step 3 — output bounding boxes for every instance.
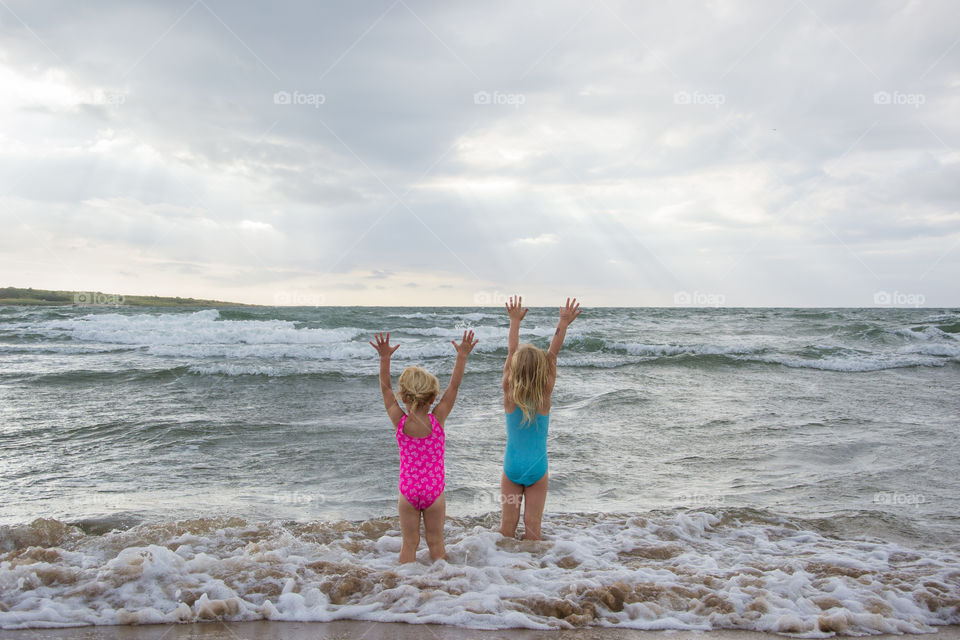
[396,413,445,510]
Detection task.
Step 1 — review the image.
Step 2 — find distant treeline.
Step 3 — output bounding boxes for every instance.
[0,287,250,307]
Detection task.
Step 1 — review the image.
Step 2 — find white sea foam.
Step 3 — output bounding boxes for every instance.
[743,353,951,372]
[387,312,439,319]
[187,363,288,377]
[0,343,134,355]
[401,325,556,339]
[1,512,957,634]
[11,310,509,362]
[147,340,502,361]
[9,309,960,372]
[607,342,762,357]
[900,342,960,358]
[31,310,365,347]
[387,311,501,321]
[599,338,959,371]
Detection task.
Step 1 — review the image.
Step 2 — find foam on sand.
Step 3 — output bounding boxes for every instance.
[2,511,958,634]
[3,621,960,640]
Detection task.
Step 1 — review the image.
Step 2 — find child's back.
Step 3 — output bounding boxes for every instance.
[370,330,478,563]
[499,297,582,540]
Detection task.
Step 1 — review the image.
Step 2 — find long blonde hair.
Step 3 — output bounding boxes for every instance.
[397,366,439,410]
[509,344,549,425]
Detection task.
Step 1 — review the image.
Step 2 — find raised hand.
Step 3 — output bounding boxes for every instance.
[369,332,400,358]
[451,329,479,356]
[558,298,583,326]
[435,329,478,424]
[505,295,528,322]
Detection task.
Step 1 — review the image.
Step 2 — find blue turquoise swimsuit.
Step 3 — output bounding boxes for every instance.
[503,406,549,486]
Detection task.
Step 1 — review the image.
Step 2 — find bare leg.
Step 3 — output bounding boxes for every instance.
[398,495,421,563]
[521,472,549,540]
[499,472,523,538]
[422,493,447,561]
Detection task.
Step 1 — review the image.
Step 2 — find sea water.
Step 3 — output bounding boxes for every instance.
[1,305,958,633]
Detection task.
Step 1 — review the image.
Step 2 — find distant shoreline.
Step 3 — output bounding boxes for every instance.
[0,286,253,308]
[2,287,956,309]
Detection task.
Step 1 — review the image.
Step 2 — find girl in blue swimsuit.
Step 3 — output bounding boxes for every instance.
[500,296,582,540]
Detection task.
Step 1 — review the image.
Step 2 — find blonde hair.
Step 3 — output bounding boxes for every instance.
[509,344,549,425]
[397,366,440,410]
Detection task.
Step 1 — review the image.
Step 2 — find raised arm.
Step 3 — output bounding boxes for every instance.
[544,298,582,396]
[502,296,528,398]
[547,298,582,359]
[433,329,478,425]
[369,332,404,427]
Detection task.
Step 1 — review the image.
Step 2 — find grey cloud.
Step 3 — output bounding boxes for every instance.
[1,0,957,304]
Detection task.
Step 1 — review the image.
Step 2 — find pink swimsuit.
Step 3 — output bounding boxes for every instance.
[396,413,445,511]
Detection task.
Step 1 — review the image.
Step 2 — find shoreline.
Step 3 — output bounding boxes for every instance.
[3,289,958,310]
[0,287,252,307]
[1,623,959,640]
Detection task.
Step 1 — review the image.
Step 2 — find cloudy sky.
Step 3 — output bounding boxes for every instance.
[1,0,957,306]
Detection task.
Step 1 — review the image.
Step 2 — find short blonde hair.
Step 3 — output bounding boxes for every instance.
[509,344,549,425]
[397,366,440,409]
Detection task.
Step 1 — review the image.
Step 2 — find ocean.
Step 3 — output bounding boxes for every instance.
[1,305,958,634]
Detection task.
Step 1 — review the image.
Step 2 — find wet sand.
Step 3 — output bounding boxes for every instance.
[2,623,959,640]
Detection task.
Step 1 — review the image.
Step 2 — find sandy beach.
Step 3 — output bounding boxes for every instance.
[1,623,959,640]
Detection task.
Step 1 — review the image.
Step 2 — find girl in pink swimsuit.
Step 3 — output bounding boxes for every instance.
[370,329,478,563]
